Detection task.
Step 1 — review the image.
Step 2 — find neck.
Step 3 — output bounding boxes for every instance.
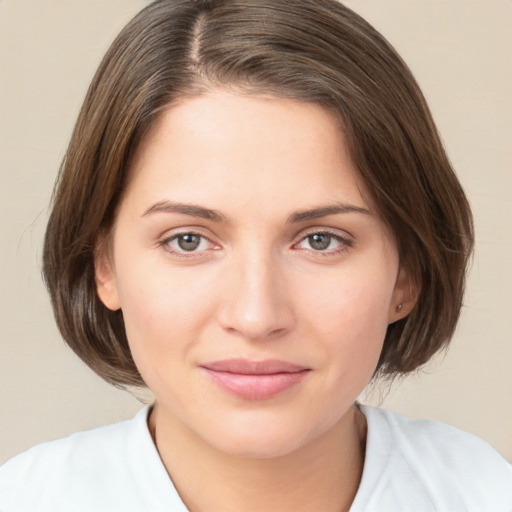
[149,404,367,512]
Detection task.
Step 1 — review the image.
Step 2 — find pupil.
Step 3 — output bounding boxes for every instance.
[178,234,200,251]
[309,234,331,250]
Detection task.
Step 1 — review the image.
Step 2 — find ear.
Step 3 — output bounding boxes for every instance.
[388,267,419,324]
[94,239,121,311]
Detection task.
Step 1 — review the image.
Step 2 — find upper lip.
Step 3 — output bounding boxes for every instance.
[200,359,309,375]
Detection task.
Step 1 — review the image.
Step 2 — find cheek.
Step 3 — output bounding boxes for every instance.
[297,260,396,368]
[113,260,217,376]
[304,265,393,323]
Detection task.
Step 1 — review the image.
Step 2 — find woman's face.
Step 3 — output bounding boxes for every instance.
[96,90,411,458]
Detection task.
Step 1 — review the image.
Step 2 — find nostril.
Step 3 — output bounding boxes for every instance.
[218,307,294,341]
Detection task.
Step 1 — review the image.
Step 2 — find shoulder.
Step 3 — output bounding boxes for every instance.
[0,410,136,473]
[0,407,179,512]
[371,406,510,473]
[355,406,512,511]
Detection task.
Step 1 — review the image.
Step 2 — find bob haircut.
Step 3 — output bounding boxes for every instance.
[43,0,473,388]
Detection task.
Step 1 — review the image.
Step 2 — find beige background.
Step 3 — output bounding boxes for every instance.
[1,0,511,465]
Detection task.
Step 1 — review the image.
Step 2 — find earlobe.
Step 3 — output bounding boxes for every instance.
[388,267,419,324]
[94,243,121,311]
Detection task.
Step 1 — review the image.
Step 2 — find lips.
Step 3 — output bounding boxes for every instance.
[200,359,310,400]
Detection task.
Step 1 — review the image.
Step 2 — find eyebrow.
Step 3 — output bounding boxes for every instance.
[287,203,371,223]
[142,200,370,223]
[142,201,229,223]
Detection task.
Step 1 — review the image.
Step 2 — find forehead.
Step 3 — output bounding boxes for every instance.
[124,90,369,219]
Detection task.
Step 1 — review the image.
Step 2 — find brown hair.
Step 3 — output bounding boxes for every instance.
[43,0,473,388]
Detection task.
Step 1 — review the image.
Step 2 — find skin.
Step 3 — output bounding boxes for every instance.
[96,90,415,511]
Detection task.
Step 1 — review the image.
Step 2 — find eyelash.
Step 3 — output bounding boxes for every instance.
[293,229,354,256]
[159,229,353,259]
[160,231,219,259]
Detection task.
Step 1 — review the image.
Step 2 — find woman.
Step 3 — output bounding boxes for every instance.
[1,0,511,510]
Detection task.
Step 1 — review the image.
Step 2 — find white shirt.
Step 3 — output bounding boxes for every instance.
[1,406,511,511]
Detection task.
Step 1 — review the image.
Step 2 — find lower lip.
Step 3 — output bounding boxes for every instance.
[202,369,310,400]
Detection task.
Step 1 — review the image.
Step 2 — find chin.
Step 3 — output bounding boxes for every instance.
[214,431,307,459]
[200,412,323,460]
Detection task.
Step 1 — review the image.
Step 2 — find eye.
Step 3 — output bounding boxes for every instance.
[162,232,218,256]
[295,231,352,254]
[174,233,202,251]
[305,233,335,251]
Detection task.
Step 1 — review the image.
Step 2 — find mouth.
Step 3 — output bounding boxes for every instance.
[200,359,311,400]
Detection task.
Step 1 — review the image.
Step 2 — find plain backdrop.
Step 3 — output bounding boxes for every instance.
[1,0,511,465]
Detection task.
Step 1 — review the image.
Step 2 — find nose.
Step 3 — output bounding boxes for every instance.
[217,251,295,341]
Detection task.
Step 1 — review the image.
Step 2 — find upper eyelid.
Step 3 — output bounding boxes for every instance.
[158,226,353,247]
[295,233,349,246]
[295,226,353,241]
[160,233,219,259]
[292,228,355,252]
[159,231,217,251]
[159,226,216,242]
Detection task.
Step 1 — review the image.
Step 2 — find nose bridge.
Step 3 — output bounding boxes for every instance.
[219,241,293,340]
